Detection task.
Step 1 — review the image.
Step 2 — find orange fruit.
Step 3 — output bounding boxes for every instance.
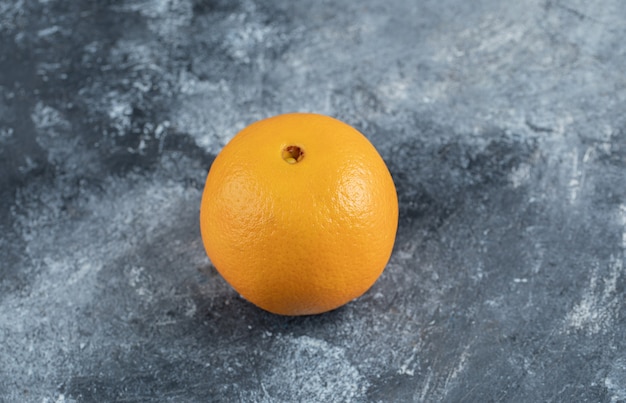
[199,113,398,315]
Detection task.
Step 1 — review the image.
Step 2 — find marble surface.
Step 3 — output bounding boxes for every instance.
[1,1,626,401]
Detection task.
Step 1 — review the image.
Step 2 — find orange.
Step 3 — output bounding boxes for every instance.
[199,113,398,315]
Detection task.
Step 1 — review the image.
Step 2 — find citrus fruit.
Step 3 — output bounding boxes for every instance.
[199,113,398,315]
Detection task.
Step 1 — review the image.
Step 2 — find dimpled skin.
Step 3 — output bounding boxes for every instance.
[200,113,398,316]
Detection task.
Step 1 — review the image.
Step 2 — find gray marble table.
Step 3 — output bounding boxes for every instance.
[1,1,625,401]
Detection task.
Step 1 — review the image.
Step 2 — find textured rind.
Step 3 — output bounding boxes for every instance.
[200,113,398,315]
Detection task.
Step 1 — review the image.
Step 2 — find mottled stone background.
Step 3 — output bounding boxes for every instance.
[1,0,626,401]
